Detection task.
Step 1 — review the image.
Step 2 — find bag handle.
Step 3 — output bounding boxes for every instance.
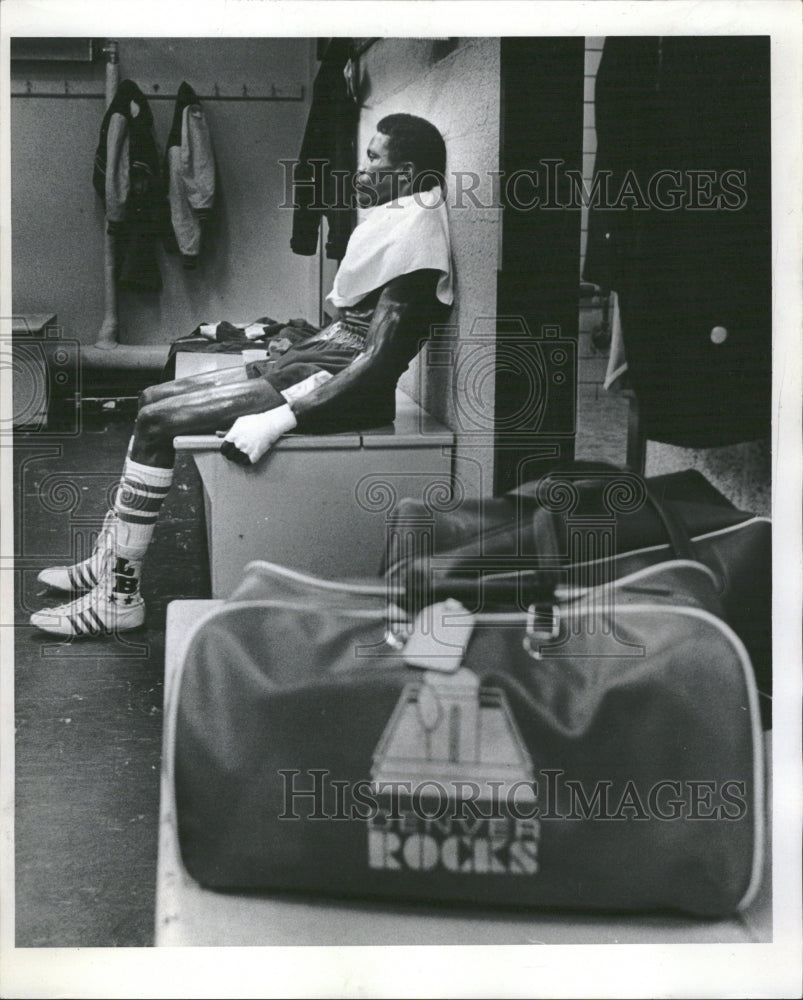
[511,460,695,560]
[402,463,696,613]
[642,479,695,560]
[402,505,562,613]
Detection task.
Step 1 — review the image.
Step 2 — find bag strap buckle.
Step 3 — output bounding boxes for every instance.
[523,603,560,660]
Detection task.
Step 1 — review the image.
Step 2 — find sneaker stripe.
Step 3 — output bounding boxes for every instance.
[67,566,82,590]
[75,564,93,590]
[78,610,97,634]
[85,607,106,633]
[32,590,144,638]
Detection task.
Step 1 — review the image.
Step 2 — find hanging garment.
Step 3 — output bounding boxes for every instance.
[93,79,165,292]
[584,38,771,448]
[291,38,358,260]
[166,82,216,269]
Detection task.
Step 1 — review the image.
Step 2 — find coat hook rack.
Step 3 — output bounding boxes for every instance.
[11,84,306,102]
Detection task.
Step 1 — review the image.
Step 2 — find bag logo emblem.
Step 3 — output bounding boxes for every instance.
[368,668,540,875]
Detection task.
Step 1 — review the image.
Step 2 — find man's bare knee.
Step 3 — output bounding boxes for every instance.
[139,386,159,411]
[135,403,172,448]
[139,381,180,410]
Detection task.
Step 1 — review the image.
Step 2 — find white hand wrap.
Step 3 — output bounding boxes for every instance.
[223,404,298,464]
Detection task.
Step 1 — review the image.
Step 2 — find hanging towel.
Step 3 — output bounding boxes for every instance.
[166,82,216,269]
[92,79,165,292]
[326,187,454,310]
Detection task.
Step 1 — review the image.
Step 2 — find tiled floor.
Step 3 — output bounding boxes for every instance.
[575,301,630,465]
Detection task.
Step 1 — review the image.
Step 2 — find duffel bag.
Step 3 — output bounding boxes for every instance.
[383,463,771,722]
[173,556,764,917]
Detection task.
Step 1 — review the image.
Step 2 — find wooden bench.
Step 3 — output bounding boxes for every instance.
[155,599,772,946]
[172,352,455,596]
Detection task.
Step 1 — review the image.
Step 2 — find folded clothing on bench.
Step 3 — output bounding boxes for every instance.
[162,316,320,380]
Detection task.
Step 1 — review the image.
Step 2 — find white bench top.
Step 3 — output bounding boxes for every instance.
[11,313,57,335]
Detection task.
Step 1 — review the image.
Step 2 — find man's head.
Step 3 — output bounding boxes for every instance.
[356,114,446,207]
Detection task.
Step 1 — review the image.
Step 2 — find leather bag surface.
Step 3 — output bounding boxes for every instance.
[174,557,764,917]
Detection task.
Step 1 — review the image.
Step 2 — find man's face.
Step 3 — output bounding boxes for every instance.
[355,132,412,208]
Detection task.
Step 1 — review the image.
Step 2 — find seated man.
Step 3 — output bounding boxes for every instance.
[31,113,454,637]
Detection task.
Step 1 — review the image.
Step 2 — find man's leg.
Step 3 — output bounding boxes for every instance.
[116,365,249,478]
[31,376,284,637]
[138,361,247,407]
[37,365,262,590]
[131,372,285,466]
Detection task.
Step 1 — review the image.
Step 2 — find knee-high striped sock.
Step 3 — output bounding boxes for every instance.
[111,458,174,598]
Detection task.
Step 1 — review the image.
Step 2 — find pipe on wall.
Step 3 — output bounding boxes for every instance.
[81,343,170,370]
[90,40,169,375]
[95,39,121,350]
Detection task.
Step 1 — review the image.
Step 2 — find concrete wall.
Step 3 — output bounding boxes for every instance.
[11,38,318,347]
[356,37,502,498]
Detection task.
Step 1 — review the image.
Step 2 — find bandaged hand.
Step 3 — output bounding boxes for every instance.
[221,404,298,465]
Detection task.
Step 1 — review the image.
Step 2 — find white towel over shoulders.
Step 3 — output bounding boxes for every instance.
[326,187,454,309]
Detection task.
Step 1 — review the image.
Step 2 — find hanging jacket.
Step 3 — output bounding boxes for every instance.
[584,37,771,448]
[166,81,216,269]
[291,38,357,260]
[92,79,165,292]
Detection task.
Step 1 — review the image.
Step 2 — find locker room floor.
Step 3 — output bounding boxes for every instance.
[11,313,626,948]
[13,414,211,947]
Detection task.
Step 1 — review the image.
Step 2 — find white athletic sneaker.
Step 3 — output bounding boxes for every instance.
[30,584,146,638]
[37,511,117,593]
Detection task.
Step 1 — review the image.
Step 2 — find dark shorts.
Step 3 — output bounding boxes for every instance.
[245,319,367,393]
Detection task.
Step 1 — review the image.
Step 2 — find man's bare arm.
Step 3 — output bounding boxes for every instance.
[220,268,444,464]
[289,268,442,425]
